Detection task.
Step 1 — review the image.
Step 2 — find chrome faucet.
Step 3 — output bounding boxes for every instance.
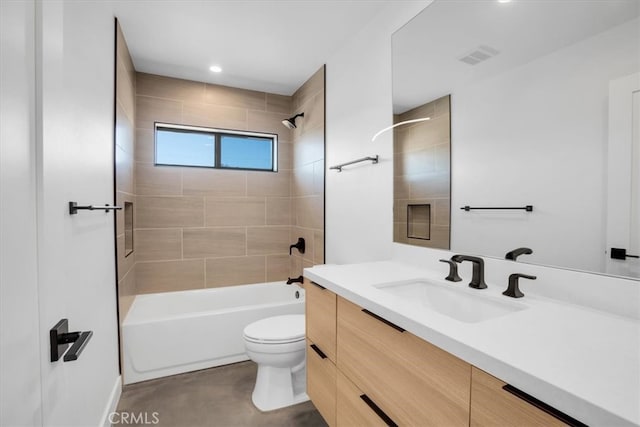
[451,255,487,289]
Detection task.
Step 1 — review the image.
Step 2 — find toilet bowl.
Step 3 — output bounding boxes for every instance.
[243,314,309,411]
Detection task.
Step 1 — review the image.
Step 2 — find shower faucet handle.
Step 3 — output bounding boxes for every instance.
[289,238,305,255]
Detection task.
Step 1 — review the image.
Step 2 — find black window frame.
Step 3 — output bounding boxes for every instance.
[154,122,278,172]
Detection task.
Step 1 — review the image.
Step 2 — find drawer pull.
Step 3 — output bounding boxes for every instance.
[310,281,326,290]
[309,344,327,359]
[362,309,405,333]
[359,394,398,427]
[502,384,588,427]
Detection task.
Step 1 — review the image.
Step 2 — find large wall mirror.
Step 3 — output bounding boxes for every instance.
[392,0,640,279]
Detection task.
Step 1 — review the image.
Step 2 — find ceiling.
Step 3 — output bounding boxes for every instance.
[112,0,394,95]
[392,0,640,113]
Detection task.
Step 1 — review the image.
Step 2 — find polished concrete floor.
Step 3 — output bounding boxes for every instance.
[116,361,327,427]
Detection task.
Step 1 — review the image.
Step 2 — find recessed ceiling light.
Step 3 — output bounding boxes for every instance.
[209,65,222,73]
[497,0,512,3]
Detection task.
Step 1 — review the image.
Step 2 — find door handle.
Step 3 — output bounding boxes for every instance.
[610,248,640,260]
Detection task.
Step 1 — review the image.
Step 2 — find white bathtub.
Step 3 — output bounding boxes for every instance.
[122,282,304,384]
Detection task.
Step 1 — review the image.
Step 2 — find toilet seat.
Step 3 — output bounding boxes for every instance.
[243,314,305,344]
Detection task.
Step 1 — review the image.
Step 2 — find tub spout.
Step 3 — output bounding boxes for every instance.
[287,276,303,285]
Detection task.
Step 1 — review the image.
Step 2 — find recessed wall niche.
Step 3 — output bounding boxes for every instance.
[124,201,133,257]
[393,94,451,249]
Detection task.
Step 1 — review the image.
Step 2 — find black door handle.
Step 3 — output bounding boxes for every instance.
[611,248,639,260]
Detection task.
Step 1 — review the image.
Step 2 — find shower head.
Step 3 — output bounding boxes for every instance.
[281,113,304,129]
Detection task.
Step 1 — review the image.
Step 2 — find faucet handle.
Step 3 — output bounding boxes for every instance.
[503,273,536,298]
[439,259,462,282]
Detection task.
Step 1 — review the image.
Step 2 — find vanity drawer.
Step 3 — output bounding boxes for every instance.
[337,296,471,426]
[337,370,391,427]
[305,278,336,362]
[307,339,336,427]
[470,367,574,427]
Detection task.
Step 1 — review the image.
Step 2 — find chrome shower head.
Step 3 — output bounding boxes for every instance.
[281,112,304,129]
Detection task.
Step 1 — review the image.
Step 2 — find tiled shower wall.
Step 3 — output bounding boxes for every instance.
[393,95,451,249]
[114,22,137,319]
[290,67,325,276]
[133,70,324,293]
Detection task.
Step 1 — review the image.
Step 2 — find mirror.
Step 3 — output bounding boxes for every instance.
[392,0,640,279]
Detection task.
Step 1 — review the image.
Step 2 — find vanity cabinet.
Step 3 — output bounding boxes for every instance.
[336,370,388,427]
[305,279,337,426]
[337,297,471,426]
[470,367,569,427]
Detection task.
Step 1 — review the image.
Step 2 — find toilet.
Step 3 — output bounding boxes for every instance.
[243,314,309,411]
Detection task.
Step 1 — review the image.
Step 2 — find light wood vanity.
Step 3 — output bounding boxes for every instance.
[304,278,581,427]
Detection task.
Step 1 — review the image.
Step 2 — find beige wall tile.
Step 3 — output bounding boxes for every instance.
[119,262,137,297]
[278,142,293,171]
[394,176,410,200]
[313,230,324,265]
[183,228,246,258]
[204,83,266,110]
[290,226,314,263]
[115,145,134,195]
[205,197,265,226]
[247,110,293,142]
[313,160,324,195]
[118,294,135,323]
[294,196,323,230]
[246,171,290,197]
[297,91,324,133]
[410,172,450,199]
[135,229,182,262]
[116,104,135,156]
[205,256,265,287]
[293,125,324,168]
[266,255,289,282]
[136,260,205,294]
[434,95,450,118]
[293,66,324,109]
[116,23,135,83]
[136,196,204,228]
[137,72,205,103]
[183,168,246,197]
[293,163,314,197]
[266,94,293,114]
[266,197,291,225]
[398,100,435,123]
[117,234,135,281]
[400,148,437,176]
[289,254,302,278]
[115,192,135,237]
[434,142,451,173]
[136,96,182,130]
[433,198,451,226]
[182,103,247,130]
[116,60,136,123]
[135,128,154,163]
[136,164,182,196]
[247,226,290,255]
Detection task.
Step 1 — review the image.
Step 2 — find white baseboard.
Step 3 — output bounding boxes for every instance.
[99,375,122,427]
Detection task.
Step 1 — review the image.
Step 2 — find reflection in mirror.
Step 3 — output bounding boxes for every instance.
[392,0,640,278]
[394,95,451,249]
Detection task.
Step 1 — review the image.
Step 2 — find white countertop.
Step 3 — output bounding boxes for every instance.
[304,261,640,426]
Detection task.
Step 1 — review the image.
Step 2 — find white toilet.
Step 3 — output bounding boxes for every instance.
[243,314,309,411]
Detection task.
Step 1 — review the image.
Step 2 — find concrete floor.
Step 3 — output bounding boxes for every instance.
[116,361,327,427]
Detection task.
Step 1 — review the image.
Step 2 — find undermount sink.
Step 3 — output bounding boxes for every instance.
[374,279,526,323]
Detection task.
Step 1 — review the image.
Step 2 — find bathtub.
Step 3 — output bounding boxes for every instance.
[122,281,304,384]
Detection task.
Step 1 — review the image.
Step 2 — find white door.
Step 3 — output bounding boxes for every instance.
[606,72,640,279]
[2,1,121,425]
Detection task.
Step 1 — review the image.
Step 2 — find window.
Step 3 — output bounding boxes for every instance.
[155,123,277,171]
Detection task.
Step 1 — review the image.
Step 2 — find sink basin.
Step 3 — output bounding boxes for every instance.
[374,279,526,323]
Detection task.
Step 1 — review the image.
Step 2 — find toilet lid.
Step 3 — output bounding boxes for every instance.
[243,314,305,343]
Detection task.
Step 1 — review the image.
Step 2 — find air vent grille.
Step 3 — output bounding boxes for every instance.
[458,45,500,66]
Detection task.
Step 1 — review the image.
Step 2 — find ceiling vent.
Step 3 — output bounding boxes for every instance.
[458,45,500,65]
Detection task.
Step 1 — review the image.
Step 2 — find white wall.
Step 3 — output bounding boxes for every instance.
[36,1,120,425]
[451,19,640,273]
[0,1,43,425]
[325,1,431,264]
